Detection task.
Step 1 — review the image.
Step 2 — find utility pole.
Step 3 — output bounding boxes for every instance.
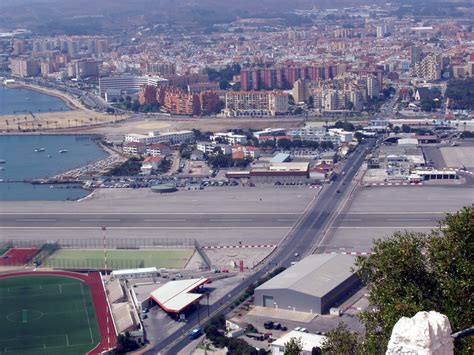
[102,226,107,273]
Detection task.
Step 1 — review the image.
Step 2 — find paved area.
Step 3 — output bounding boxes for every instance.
[321,186,474,253]
[248,306,316,323]
[0,187,317,246]
[439,145,474,168]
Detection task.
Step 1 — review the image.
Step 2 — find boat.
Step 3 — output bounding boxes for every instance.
[34,148,45,152]
[59,149,68,153]
[0,167,5,171]
[0,159,5,164]
[47,155,52,158]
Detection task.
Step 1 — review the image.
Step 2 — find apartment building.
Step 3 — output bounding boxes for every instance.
[223,91,289,117]
[124,130,194,145]
[10,58,39,77]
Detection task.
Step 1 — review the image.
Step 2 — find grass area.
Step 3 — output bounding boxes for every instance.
[0,275,101,355]
[45,249,193,269]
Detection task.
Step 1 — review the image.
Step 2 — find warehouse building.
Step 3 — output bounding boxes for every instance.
[254,254,359,314]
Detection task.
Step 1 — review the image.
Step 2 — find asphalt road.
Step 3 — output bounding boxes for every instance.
[150,139,376,354]
[0,213,298,230]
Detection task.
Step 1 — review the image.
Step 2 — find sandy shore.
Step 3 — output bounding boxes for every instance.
[0,83,129,133]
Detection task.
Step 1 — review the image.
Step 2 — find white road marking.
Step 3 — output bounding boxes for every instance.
[343,218,362,221]
[15,219,57,222]
[209,219,253,222]
[387,218,434,221]
[79,219,121,222]
[332,226,435,229]
[0,226,289,230]
[276,219,297,222]
[142,219,186,222]
[344,212,448,215]
[0,212,301,215]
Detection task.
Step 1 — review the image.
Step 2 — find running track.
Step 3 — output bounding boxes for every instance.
[0,270,117,354]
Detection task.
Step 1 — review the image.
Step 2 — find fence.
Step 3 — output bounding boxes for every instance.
[0,238,196,250]
[42,258,145,270]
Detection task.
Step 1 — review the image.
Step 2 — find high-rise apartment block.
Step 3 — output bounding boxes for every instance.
[240,64,339,91]
[412,53,441,81]
[293,79,309,104]
[224,91,289,117]
[10,58,39,77]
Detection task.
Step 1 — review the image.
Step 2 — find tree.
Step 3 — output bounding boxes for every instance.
[401,124,411,133]
[350,206,474,353]
[284,337,303,355]
[322,322,360,355]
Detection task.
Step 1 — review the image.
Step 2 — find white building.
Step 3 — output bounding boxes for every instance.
[223,91,289,117]
[111,267,159,280]
[123,141,146,155]
[125,130,194,145]
[99,75,168,97]
[211,132,248,145]
[196,141,232,155]
[271,331,327,355]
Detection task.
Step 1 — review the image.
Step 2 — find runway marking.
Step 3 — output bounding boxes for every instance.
[343,212,448,215]
[343,218,362,221]
[142,219,186,222]
[78,219,121,222]
[332,226,435,229]
[0,226,289,230]
[209,219,253,222]
[276,219,298,222]
[15,219,57,222]
[0,212,302,215]
[387,218,434,221]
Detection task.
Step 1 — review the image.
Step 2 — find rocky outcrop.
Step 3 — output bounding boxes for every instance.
[386,311,454,355]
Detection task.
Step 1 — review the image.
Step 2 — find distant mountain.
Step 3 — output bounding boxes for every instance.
[0,0,386,34]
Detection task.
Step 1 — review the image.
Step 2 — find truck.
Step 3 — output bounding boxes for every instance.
[189,326,203,340]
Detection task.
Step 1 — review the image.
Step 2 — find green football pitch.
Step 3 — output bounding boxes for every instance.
[45,249,194,269]
[0,275,101,355]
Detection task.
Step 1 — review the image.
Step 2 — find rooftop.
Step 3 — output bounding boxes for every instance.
[272,330,327,351]
[150,278,208,313]
[255,254,357,298]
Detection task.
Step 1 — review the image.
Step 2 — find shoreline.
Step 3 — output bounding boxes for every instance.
[1,82,83,112]
[0,83,129,133]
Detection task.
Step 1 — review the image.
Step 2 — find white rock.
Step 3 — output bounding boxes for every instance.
[386,311,454,355]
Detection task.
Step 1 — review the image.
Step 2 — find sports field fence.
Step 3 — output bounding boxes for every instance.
[0,237,196,250]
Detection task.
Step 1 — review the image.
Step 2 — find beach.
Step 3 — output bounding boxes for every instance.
[0,83,129,133]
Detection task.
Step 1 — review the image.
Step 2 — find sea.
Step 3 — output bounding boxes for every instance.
[0,87,107,201]
[0,86,71,115]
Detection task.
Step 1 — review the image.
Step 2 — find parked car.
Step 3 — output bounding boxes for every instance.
[264,321,274,330]
[273,323,281,330]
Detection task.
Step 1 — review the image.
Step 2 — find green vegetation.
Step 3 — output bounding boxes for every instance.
[46,249,193,269]
[284,337,304,355]
[276,138,334,151]
[0,275,101,354]
[205,64,241,89]
[107,157,143,176]
[116,332,140,353]
[420,88,442,112]
[446,78,474,110]
[323,206,474,354]
[204,315,268,355]
[207,154,252,169]
[113,97,160,113]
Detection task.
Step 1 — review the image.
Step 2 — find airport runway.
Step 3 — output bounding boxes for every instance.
[0,213,298,230]
[334,212,444,229]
